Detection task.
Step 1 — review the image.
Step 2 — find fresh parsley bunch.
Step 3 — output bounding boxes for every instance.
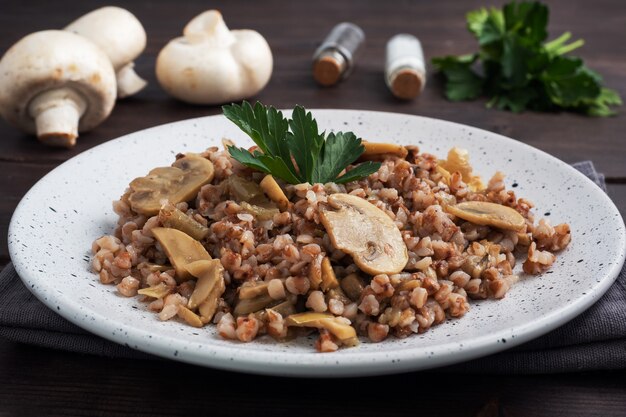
[432,1,622,116]
[223,101,381,185]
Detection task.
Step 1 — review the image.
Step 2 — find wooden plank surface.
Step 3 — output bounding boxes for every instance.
[0,0,624,176]
[0,0,625,416]
[1,340,625,417]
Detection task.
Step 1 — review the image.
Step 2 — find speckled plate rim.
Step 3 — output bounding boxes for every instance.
[9,109,626,377]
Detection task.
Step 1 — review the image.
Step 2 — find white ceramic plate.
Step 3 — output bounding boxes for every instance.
[9,110,626,377]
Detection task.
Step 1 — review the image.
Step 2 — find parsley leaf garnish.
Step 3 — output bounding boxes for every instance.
[223,101,381,185]
[432,1,622,116]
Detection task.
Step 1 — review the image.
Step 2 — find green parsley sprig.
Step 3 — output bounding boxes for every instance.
[432,1,622,116]
[223,101,381,185]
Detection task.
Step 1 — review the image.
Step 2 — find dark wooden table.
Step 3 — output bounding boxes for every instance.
[1,0,625,415]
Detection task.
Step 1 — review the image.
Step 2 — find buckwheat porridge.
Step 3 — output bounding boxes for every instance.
[91,103,571,352]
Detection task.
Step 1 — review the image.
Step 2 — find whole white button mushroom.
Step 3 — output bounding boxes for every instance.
[0,30,116,147]
[65,6,148,98]
[156,10,273,105]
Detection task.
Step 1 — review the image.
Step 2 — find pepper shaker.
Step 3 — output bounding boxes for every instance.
[312,22,365,87]
[385,34,426,100]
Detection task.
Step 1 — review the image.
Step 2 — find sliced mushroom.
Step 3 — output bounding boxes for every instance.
[308,255,323,290]
[286,312,357,342]
[359,141,408,161]
[158,203,209,240]
[177,305,204,328]
[152,227,211,282]
[445,201,525,231]
[240,202,279,221]
[319,193,408,275]
[185,259,224,309]
[267,300,296,317]
[437,147,484,191]
[340,273,367,301]
[234,293,275,316]
[326,287,352,305]
[226,175,283,221]
[128,154,214,216]
[320,257,339,291]
[137,282,171,299]
[517,232,532,247]
[198,280,226,324]
[260,175,289,211]
[238,282,269,300]
[227,175,265,203]
[137,262,173,273]
[397,279,421,292]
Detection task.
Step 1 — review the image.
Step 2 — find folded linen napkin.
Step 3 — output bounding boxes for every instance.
[0,161,624,373]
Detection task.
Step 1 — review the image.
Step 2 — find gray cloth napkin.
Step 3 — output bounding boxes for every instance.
[1,161,624,374]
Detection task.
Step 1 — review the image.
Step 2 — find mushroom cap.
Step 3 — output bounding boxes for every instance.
[0,30,116,134]
[151,227,212,282]
[445,201,526,231]
[65,6,147,70]
[155,10,273,105]
[127,154,215,215]
[320,193,409,276]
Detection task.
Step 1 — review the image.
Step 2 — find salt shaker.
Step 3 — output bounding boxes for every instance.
[312,22,365,87]
[385,34,426,100]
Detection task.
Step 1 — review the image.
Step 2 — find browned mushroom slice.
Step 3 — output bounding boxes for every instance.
[517,232,532,246]
[320,257,339,291]
[198,279,226,324]
[240,202,279,221]
[340,273,367,301]
[137,262,173,273]
[152,227,211,282]
[445,201,525,232]
[309,256,323,291]
[260,175,290,211]
[238,282,269,300]
[128,154,214,215]
[359,141,408,161]
[158,203,209,240]
[437,147,484,191]
[397,279,421,292]
[137,282,171,299]
[326,287,352,305]
[286,312,357,342]
[267,300,296,317]
[227,175,265,204]
[185,259,224,309]
[319,193,408,275]
[234,293,275,316]
[177,305,204,328]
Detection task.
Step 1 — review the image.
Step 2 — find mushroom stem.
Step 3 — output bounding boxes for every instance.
[28,88,87,147]
[116,62,147,98]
